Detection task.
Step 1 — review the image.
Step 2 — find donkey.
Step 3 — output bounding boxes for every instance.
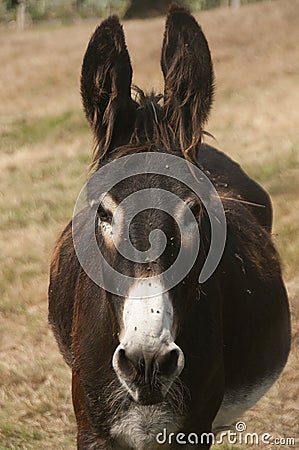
[48,6,290,449]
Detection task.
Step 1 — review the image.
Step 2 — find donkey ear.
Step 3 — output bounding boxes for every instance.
[161,6,214,155]
[81,16,136,161]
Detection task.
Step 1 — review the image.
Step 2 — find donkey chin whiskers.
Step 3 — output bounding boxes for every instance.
[105,375,185,449]
[103,378,132,417]
[110,398,184,450]
[160,376,189,415]
[103,373,187,419]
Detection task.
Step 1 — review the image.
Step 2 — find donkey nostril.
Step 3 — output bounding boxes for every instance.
[157,349,179,378]
[114,344,184,387]
[116,348,136,381]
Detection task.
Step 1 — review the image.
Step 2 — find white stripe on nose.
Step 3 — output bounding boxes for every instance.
[121,280,174,351]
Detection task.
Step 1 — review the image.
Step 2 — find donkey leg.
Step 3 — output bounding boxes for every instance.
[72,371,113,450]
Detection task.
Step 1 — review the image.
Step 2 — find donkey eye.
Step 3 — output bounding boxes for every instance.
[97,205,112,224]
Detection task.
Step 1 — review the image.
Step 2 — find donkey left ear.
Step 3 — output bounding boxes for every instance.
[161,6,214,155]
[81,16,136,161]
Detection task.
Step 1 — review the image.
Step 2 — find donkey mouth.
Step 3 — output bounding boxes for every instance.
[134,387,164,405]
[125,381,166,405]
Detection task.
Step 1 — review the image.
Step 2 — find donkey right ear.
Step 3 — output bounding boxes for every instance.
[81,16,136,161]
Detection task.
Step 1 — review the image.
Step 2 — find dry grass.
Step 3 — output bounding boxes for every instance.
[0,0,298,448]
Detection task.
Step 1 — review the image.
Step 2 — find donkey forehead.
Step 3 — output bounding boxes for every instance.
[101,172,197,206]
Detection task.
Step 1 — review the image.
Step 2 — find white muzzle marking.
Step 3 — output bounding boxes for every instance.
[112,280,185,400]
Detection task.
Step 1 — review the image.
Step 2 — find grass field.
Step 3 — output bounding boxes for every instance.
[0,0,298,448]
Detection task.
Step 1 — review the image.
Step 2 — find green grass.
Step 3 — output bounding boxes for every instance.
[0,148,89,232]
[244,147,299,278]
[246,147,299,184]
[0,423,43,444]
[213,445,242,450]
[1,110,88,155]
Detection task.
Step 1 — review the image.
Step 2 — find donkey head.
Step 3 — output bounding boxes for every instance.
[79,6,215,406]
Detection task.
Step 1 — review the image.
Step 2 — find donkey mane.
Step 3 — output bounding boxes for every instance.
[90,86,217,172]
[90,87,178,169]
